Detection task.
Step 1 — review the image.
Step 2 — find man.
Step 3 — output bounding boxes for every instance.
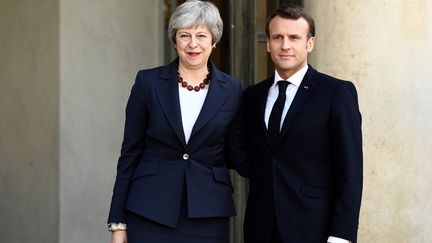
[229,4,363,243]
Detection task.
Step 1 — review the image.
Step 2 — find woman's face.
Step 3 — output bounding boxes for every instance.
[175,25,214,71]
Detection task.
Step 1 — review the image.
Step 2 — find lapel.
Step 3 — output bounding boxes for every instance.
[256,77,275,151]
[275,66,318,149]
[155,59,187,147]
[189,61,228,138]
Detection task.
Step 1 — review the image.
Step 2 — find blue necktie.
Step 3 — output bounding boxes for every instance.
[268,81,289,146]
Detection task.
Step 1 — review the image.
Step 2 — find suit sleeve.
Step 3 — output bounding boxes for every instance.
[329,82,363,242]
[226,87,252,178]
[107,71,148,223]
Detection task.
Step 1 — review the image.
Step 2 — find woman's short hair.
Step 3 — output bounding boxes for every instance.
[168,0,223,44]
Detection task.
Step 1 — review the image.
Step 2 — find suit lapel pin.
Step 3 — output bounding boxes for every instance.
[303,85,309,90]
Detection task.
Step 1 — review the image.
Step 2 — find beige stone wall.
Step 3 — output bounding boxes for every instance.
[0,0,59,242]
[59,0,162,242]
[305,1,432,242]
[1,0,162,242]
[4,0,431,242]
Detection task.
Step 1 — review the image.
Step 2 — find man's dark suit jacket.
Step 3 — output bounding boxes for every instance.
[108,58,241,228]
[229,65,363,243]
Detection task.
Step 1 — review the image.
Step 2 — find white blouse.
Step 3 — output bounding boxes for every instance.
[178,86,208,144]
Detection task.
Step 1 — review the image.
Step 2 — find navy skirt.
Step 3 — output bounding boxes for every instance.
[126,190,229,243]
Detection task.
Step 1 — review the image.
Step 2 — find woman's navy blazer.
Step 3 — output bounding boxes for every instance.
[108,58,242,228]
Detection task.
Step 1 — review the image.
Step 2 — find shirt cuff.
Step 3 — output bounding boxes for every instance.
[327,236,350,243]
[108,223,127,232]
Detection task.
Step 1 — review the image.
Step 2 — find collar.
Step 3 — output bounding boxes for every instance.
[273,64,309,87]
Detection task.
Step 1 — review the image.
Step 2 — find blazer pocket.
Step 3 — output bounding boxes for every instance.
[131,162,158,181]
[211,165,233,191]
[301,185,333,201]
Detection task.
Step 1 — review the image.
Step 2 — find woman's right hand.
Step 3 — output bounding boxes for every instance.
[111,231,127,243]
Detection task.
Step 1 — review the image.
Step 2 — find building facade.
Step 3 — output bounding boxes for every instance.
[1,0,432,242]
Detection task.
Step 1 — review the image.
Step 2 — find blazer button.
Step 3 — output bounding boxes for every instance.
[182,153,189,160]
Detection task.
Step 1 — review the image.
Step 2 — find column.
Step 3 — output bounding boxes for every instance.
[305,1,432,241]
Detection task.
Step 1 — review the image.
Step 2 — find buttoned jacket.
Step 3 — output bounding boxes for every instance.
[229,65,363,243]
[108,58,241,228]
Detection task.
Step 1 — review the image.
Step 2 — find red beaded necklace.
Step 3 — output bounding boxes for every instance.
[177,70,211,92]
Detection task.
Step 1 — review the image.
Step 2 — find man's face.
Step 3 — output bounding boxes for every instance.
[267,16,314,79]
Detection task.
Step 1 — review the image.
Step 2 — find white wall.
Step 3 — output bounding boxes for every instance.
[59,0,162,242]
[0,0,59,242]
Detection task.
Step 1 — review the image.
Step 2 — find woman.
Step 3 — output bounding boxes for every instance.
[107,1,242,242]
